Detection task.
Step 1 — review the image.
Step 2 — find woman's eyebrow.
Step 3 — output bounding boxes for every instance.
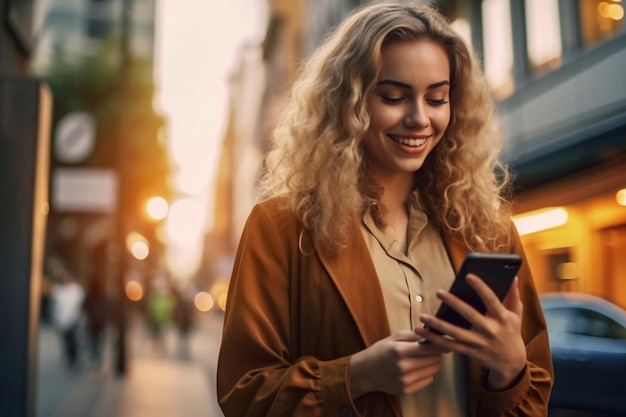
[376,79,450,90]
[377,79,412,90]
[426,80,450,89]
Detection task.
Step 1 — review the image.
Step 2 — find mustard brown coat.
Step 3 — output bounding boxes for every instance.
[217,197,554,416]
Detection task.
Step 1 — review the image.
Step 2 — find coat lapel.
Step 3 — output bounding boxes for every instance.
[314,225,402,417]
[313,228,471,347]
[313,224,391,348]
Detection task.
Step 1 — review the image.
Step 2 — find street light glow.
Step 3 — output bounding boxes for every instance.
[616,188,626,206]
[194,291,214,312]
[130,241,150,260]
[126,232,150,260]
[146,196,169,221]
[513,207,568,236]
[125,281,144,301]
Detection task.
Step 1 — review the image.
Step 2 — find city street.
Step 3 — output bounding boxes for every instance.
[35,308,225,417]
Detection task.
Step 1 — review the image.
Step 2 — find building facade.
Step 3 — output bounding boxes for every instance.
[488,0,626,308]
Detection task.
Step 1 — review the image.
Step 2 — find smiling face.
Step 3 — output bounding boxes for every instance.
[364,38,451,186]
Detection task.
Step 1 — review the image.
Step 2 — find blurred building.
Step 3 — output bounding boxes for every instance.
[31,0,157,72]
[208,0,357,280]
[30,0,160,247]
[197,42,266,292]
[209,0,626,309]
[488,0,626,310]
[27,0,166,377]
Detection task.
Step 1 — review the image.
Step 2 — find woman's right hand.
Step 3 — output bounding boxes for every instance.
[348,330,447,398]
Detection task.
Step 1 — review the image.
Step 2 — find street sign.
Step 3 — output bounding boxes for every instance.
[52,168,118,213]
[54,112,96,164]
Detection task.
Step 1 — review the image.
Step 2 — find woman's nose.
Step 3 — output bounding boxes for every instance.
[404,102,430,128]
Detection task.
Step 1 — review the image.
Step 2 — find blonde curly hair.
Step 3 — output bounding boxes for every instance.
[259,1,513,253]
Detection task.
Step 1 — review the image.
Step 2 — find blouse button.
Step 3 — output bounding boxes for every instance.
[415,295,424,303]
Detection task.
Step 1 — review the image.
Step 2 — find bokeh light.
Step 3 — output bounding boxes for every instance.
[130,241,150,260]
[145,196,169,221]
[218,293,228,312]
[126,232,150,260]
[194,291,214,312]
[125,281,144,302]
[616,188,626,206]
[513,207,568,236]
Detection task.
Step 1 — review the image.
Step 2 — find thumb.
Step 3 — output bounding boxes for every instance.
[390,330,421,342]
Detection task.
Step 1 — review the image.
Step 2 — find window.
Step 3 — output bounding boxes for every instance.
[85,0,113,39]
[574,308,626,339]
[482,0,514,98]
[579,0,624,47]
[525,0,562,75]
[546,307,626,340]
[544,309,571,333]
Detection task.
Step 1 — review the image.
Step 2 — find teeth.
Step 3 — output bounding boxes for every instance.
[389,135,427,147]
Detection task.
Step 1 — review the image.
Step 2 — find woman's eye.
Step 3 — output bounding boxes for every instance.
[428,98,449,106]
[382,96,404,104]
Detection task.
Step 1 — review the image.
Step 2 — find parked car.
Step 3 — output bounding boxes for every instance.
[540,293,626,415]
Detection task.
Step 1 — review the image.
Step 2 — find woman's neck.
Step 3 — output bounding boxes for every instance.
[377,173,415,253]
[378,173,415,213]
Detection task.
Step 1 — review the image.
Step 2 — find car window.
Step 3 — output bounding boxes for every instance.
[544,309,570,333]
[544,307,626,340]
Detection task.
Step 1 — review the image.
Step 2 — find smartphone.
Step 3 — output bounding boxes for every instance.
[426,252,522,334]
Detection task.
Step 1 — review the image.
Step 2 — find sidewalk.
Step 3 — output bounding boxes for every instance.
[36,311,224,417]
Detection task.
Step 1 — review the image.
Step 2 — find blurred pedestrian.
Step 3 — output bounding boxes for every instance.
[146,276,175,351]
[49,261,85,369]
[83,272,110,364]
[217,2,553,416]
[173,286,195,359]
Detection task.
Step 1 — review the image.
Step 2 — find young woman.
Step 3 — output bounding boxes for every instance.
[217,2,553,416]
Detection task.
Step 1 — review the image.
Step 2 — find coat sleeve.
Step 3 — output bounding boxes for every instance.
[471,228,554,417]
[216,202,361,417]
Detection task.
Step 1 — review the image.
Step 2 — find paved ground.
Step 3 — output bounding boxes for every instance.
[35,309,225,417]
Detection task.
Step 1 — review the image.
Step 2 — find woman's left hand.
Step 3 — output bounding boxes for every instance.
[415,274,527,390]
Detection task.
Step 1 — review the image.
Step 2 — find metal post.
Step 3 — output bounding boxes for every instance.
[114,0,133,377]
[0,78,52,417]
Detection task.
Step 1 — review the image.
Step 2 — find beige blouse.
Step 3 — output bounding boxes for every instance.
[361,198,468,417]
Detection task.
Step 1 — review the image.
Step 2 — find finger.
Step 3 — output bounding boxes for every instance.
[401,360,441,394]
[413,331,451,354]
[433,286,485,328]
[404,375,436,395]
[502,276,523,315]
[415,324,481,357]
[415,316,469,347]
[465,273,503,316]
[414,325,445,346]
[401,357,441,384]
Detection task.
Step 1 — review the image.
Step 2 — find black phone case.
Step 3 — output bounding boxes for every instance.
[432,252,522,331]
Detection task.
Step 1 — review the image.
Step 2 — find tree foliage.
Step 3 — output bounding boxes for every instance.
[41,40,172,206]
